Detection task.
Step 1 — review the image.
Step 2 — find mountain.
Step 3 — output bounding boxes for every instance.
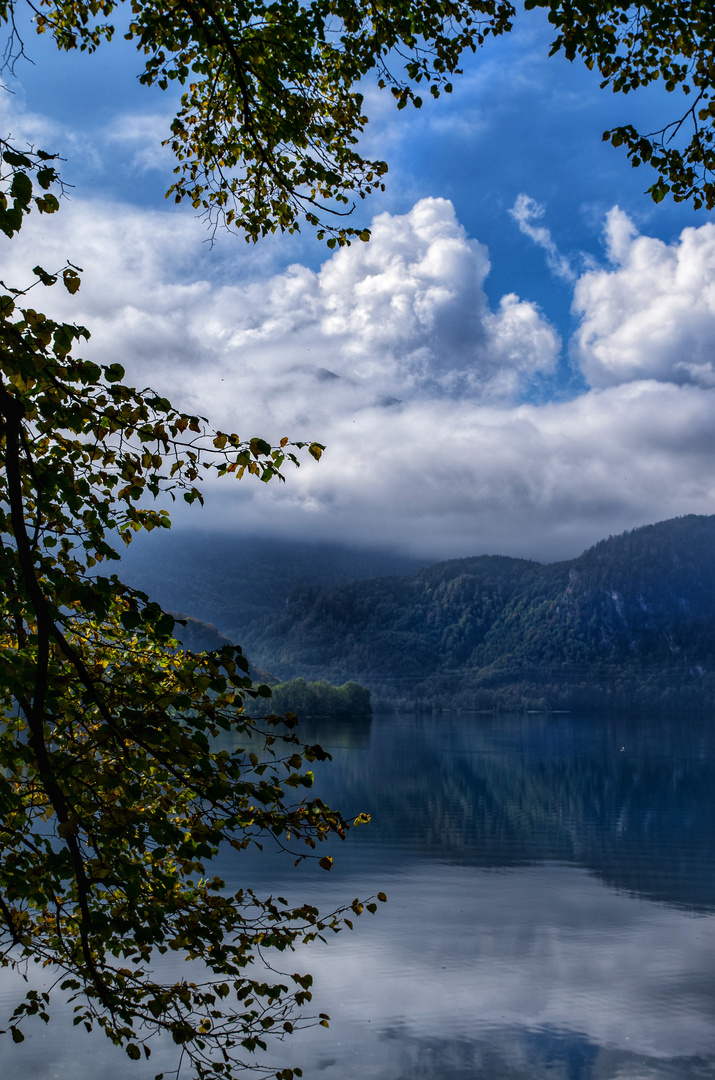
[239,516,715,712]
[119,531,427,643]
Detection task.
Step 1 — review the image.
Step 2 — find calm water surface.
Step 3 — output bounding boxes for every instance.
[4,711,715,1079]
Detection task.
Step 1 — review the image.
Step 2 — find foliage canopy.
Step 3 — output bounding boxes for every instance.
[268,679,372,722]
[1,0,712,245]
[0,145,382,1078]
[527,0,715,210]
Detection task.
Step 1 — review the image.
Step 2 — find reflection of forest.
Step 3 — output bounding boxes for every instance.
[303,713,715,912]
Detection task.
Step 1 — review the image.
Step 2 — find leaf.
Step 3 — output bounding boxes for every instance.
[104,363,125,382]
[33,265,58,286]
[318,857,333,871]
[249,437,272,457]
[10,172,32,207]
[2,150,32,167]
[62,268,81,294]
[35,193,60,214]
[36,167,56,190]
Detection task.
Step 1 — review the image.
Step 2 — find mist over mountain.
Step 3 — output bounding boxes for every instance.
[120,531,427,644]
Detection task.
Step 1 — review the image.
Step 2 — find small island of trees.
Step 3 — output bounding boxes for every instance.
[268,679,372,721]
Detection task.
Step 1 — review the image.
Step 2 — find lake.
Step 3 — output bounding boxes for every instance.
[3,710,715,1079]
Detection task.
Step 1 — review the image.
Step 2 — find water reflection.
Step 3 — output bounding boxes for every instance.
[290,711,715,911]
[3,711,715,1079]
[274,863,715,1079]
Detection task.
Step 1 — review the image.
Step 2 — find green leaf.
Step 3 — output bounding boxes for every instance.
[249,437,272,456]
[104,363,125,382]
[32,265,57,287]
[10,172,32,207]
[36,167,57,190]
[36,193,60,214]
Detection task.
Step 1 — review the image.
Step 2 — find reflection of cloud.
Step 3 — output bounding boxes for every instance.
[4,715,715,1079]
[310,1021,713,1080]
[271,864,715,1079]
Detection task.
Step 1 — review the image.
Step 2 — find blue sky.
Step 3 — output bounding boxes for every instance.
[2,6,715,560]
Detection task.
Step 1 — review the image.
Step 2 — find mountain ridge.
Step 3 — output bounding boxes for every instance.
[241,515,715,712]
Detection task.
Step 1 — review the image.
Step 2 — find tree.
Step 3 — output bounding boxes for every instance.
[268,679,372,721]
[0,146,381,1078]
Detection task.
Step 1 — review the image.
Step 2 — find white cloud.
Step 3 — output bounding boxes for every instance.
[3,193,715,561]
[104,112,176,173]
[574,208,715,388]
[1,195,560,427]
[509,193,577,282]
[196,378,715,559]
[0,83,105,178]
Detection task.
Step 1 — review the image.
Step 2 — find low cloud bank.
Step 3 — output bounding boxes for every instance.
[3,193,715,561]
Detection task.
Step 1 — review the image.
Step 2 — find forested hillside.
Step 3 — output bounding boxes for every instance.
[241,516,715,713]
[244,554,540,683]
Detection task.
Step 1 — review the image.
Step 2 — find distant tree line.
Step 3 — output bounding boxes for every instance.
[267,679,372,721]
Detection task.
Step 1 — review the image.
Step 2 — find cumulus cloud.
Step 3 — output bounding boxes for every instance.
[574,208,715,388]
[3,192,715,561]
[0,195,560,431]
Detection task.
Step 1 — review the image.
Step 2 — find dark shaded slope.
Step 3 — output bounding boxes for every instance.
[245,554,540,687]
[556,515,715,666]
